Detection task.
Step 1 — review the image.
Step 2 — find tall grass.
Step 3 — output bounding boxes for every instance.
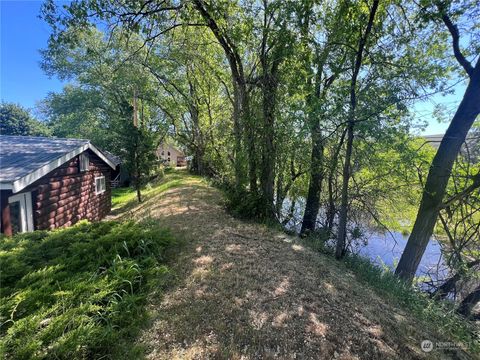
[0,220,177,359]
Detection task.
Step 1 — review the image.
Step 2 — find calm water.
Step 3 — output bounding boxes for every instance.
[281,198,449,280]
[354,231,449,280]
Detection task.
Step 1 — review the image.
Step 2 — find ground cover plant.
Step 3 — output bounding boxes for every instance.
[0,220,176,359]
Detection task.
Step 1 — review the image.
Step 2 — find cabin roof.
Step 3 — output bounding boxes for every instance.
[0,135,117,193]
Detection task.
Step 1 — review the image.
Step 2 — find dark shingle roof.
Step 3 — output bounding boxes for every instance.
[0,136,119,194]
[101,149,122,166]
[0,135,90,183]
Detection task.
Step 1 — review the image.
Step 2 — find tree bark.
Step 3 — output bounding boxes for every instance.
[326,129,347,234]
[300,121,324,235]
[260,72,279,219]
[431,260,480,299]
[395,60,480,282]
[335,123,354,257]
[457,284,480,318]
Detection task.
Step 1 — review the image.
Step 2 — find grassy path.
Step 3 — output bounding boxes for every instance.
[113,171,473,360]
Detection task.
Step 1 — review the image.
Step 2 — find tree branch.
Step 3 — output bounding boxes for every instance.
[439,10,474,77]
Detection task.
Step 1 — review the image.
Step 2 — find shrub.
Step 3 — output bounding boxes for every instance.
[0,220,176,359]
[223,185,269,220]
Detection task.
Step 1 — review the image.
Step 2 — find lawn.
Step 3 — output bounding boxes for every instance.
[111,170,199,212]
[0,220,177,359]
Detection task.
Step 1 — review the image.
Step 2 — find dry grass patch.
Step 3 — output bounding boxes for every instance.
[111,172,476,359]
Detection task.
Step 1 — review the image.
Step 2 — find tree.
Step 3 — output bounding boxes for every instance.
[41,27,168,202]
[0,102,51,136]
[395,2,480,282]
[298,0,349,235]
[335,0,380,258]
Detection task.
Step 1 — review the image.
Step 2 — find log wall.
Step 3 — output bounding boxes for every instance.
[26,149,112,231]
[0,190,13,235]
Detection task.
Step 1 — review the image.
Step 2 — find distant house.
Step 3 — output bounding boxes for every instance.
[423,134,444,150]
[0,135,118,235]
[157,143,186,167]
[423,133,478,156]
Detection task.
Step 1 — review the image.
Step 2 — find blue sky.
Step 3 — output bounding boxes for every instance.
[0,1,465,135]
[1,1,65,112]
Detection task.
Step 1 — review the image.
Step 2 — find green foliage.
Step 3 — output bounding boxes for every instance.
[0,102,51,137]
[38,0,480,325]
[224,186,268,220]
[0,221,177,359]
[40,28,170,200]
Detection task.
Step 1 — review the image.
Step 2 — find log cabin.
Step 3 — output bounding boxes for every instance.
[0,135,119,236]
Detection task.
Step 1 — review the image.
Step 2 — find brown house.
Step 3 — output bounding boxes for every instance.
[0,136,118,236]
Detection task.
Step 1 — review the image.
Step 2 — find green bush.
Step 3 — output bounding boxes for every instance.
[0,220,176,359]
[223,186,269,220]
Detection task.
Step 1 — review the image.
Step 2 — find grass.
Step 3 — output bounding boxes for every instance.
[0,220,177,359]
[111,170,200,213]
[301,234,480,353]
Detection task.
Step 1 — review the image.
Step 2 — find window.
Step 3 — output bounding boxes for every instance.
[167,151,170,156]
[168,157,171,162]
[79,153,90,172]
[95,176,106,195]
[8,192,34,234]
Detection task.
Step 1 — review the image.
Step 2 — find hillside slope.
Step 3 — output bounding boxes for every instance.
[112,171,475,360]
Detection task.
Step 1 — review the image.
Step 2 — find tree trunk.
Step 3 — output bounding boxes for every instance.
[232,82,246,187]
[326,129,347,234]
[242,84,257,194]
[335,123,354,258]
[431,259,480,299]
[335,0,379,259]
[457,284,480,318]
[300,121,324,235]
[136,185,142,203]
[260,73,277,219]
[395,62,480,282]
[193,0,248,189]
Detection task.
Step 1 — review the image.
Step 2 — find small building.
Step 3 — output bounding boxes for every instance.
[157,143,186,167]
[0,135,117,235]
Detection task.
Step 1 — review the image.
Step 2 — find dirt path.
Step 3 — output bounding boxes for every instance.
[121,176,468,359]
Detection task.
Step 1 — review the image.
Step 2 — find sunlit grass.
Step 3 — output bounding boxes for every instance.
[112,169,202,210]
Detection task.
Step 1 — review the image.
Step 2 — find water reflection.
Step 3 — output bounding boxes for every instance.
[354,231,449,281]
[281,198,449,282]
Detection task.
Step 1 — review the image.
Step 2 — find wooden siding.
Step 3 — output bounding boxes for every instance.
[27,149,111,231]
[0,190,13,235]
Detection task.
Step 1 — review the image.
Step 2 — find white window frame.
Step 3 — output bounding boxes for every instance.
[79,153,90,172]
[8,192,34,233]
[95,176,106,195]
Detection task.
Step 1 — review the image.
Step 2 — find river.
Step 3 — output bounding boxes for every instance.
[281,198,449,281]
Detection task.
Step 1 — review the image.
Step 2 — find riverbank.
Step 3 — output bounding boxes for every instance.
[117,171,478,359]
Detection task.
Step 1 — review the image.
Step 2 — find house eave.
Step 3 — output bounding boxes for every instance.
[10,143,117,194]
[0,182,13,190]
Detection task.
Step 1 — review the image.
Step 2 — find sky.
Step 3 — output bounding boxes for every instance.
[0,1,466,135]
[1,0,65,112]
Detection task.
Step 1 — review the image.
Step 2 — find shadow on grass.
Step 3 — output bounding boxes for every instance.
[134,181,478,359]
